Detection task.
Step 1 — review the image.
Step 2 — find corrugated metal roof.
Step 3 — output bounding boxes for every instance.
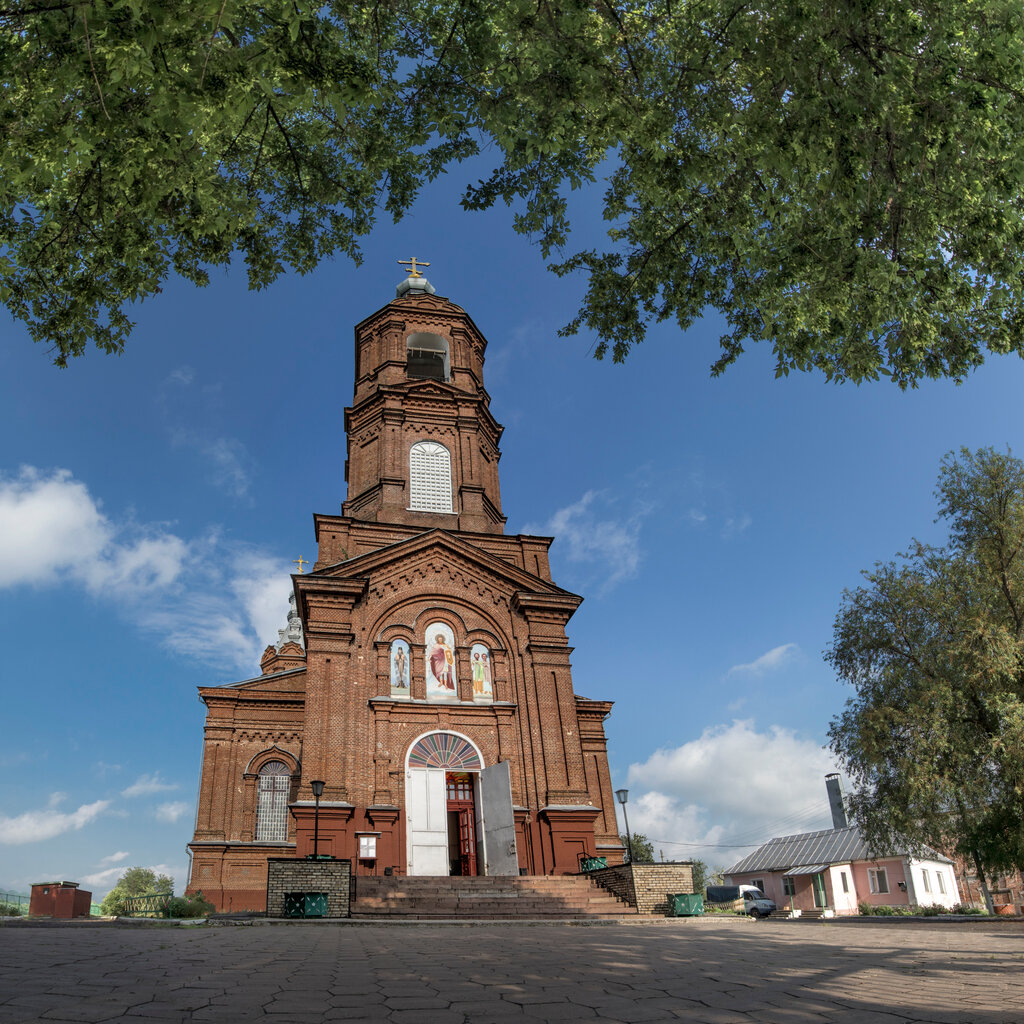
[783,864,830,876]
[726,825,952,874]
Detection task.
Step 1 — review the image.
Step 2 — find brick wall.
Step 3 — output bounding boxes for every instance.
[587,863,696,915]
[266,858,351,918]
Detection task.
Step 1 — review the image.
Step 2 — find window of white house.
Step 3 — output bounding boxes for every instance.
[782,877,796,896]
[409,441,454,513]
[868,868,889,894]
[921,870,932,894]
[256,760,291,842]
[406,332,450,381]
[840,871,850,894]
[936,872,946,895]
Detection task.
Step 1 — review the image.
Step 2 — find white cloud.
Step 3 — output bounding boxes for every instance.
[121,774,178,798]
[722,513,753,539]
[624,720,839,868]
[81,865,126,889]
[728,643,800,677]
[171,431,255,501]
[100,850,131,865]
[0,797,110,845]
[154,801,190,824]
[0,466,295,672]
[141,548,293,670]
[523,490,650,594]
[0,467,189,594]
[163,371,254,500]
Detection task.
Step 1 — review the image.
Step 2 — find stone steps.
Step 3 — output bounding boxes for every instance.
[350,875,637,919]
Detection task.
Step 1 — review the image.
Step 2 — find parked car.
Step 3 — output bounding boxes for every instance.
[706,884,777,917]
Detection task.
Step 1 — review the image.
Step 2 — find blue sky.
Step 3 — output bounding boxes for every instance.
[3,168,1024,897]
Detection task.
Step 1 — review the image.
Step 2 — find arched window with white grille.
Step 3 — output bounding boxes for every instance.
[255,761,290,842]
[409,441,454,513]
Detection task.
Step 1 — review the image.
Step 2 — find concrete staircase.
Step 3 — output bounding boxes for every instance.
[350,875,638,920]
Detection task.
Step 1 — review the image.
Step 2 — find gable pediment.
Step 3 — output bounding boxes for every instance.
[312,530,577,606]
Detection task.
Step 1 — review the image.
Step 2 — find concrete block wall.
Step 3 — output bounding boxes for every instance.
[587,863,695,915]
[266,858,351,918]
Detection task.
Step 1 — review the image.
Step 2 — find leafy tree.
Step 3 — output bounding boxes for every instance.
[690,860,720,895]
[621,832,655,863]
[99,866,174,916]
[827,448,1024,913]
[3,2,1024,385]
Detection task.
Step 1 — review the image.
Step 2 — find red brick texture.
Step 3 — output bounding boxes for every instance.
[187,288,619,912]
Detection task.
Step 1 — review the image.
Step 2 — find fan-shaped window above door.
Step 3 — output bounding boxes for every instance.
[407,732,482,770]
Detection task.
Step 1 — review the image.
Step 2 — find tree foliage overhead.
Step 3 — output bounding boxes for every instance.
[3,2,1024,383]
[827,448,1024,886]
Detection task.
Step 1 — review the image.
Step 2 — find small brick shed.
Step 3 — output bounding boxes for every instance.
[30,881,92,918]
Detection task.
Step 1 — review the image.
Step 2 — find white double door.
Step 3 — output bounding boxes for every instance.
[405,762,519,877]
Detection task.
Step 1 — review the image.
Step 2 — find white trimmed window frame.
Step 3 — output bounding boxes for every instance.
[409,441,454,513]
[868,867,889,894]
[255,761,291,842]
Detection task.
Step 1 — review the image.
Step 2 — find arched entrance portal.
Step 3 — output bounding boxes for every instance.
[405,732,517,877]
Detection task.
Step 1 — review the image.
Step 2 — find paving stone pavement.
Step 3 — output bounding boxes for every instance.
[1,918,1022,1024]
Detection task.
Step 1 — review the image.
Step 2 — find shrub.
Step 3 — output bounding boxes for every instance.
[859,903,913,916]
[0,902,24,916]
[951,903,988,915]
[162,892,214,919]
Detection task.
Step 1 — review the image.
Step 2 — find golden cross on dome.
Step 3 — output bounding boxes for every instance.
[293,556,308,574]
[398,257,430,278]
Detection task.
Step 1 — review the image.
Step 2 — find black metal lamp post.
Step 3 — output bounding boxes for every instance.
[615,788,633,864]
[310,780,325,859]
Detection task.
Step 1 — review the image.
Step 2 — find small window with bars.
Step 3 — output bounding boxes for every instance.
[409,441,453,513]
[256,760,291,842]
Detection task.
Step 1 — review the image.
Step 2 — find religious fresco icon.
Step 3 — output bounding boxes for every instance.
[425,622,457,699]
[470,643,493,701]
[390,639,410,697]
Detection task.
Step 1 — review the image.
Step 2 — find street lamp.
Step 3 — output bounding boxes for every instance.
[615,789,633,865]
[310,780,325,859]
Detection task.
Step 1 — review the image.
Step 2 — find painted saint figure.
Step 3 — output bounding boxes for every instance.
[390,638,411,695]
[470,643,493,700]
[424,622,457,698]
[429,634,456,689]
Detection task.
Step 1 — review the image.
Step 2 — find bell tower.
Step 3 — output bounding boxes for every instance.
[342,266,506,535]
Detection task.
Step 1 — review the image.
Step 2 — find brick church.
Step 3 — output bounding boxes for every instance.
[186,268,623,911]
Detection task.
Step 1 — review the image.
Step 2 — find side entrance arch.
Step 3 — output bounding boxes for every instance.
[405,732,517,877]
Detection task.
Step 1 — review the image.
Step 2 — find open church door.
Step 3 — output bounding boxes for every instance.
[476,761,518,876]
[406,768,448,875]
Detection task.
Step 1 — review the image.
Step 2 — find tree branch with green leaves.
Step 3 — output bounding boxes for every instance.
[2,1,1023,384]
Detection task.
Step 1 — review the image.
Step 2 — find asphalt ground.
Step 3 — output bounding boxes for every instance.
[1,917,1021,1023]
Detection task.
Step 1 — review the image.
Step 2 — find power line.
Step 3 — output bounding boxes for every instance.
[649,800,833,852]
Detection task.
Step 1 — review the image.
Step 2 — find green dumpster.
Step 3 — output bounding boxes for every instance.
[283,892,328,918]
[667,893,704,916]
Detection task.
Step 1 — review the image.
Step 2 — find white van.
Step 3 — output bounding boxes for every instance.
[706,884,777,917]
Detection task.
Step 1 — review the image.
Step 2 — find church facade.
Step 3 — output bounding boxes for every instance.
[186,272,623,911]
